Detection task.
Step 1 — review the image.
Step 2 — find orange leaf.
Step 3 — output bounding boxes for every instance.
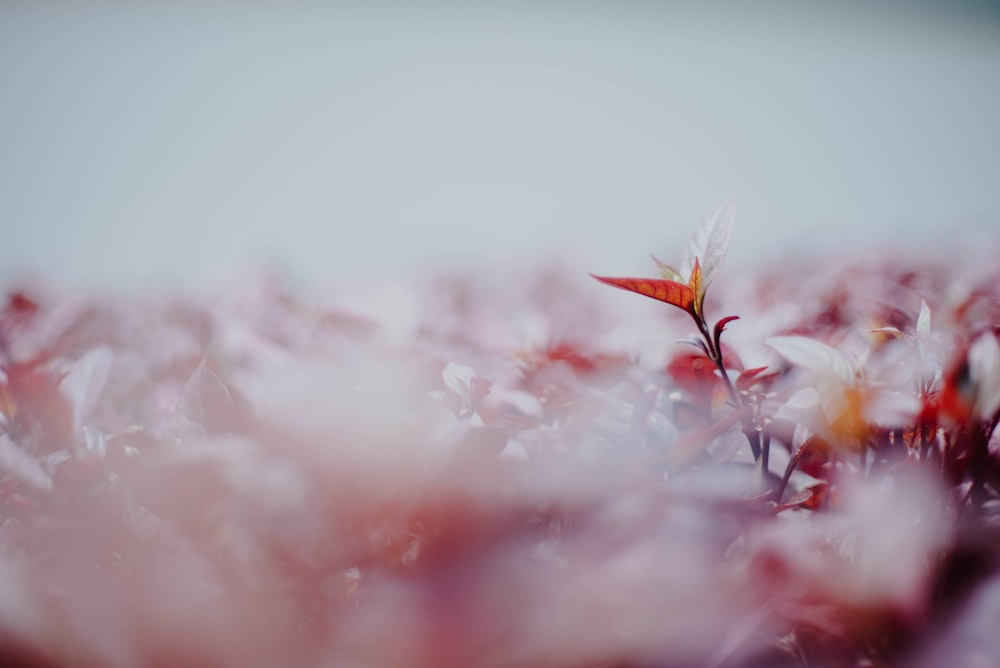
[688,258,704,313]
[590,275,696,314]
[0,385,15,421]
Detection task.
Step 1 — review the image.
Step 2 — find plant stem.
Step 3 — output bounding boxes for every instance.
[695,315,761,462]
[774,440,810,504]
[760,426,771,480]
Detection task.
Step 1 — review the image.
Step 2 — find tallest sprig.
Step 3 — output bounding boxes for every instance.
[590,197,735,322]
[591,198,762,461]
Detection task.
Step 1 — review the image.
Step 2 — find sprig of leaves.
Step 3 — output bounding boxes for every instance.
[591,198,763,462]
[590,197,735,320]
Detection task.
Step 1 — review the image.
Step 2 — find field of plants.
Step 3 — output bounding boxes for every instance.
[1,203,999,667]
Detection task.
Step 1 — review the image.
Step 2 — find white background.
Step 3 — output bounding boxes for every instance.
[2,2,999,293]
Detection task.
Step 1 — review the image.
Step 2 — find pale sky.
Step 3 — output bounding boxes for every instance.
[2,2,999,292]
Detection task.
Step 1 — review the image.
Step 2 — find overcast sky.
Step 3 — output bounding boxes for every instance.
[2,2,999,293]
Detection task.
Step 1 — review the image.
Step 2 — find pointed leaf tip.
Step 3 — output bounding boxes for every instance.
[767,335,855,386]
[688,257,702,294]
[736,365,771,392]
[713,314,740,344]
[651,255,685,283]
[681,197,736,295]
[715,315,741,331]
[591,274,696,313]
[917,299,931,337]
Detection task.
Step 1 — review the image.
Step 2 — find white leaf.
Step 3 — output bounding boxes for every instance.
[442,362,475,397]
[916,299,931,337]
[865,390,920,427]
[58,345,113,439]
[500,439,530,461]
[792,422,814,450]
[0,432,52,491]
[767,336,855,386]
[167,361,235,442]
[680,197,736,292]
[969,332,1000,420]
[774,387,822,422]
[774,386,839,445]
[492,389,544,419]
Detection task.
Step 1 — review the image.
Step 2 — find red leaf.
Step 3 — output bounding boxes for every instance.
[775,483,829,512]
[4,292,39,318]
[735,366,771,392]
[713,314,741,354]
[667,352,721,406]
[714,315,740,336]
[590,275,696,313]
[544,342,598,374]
